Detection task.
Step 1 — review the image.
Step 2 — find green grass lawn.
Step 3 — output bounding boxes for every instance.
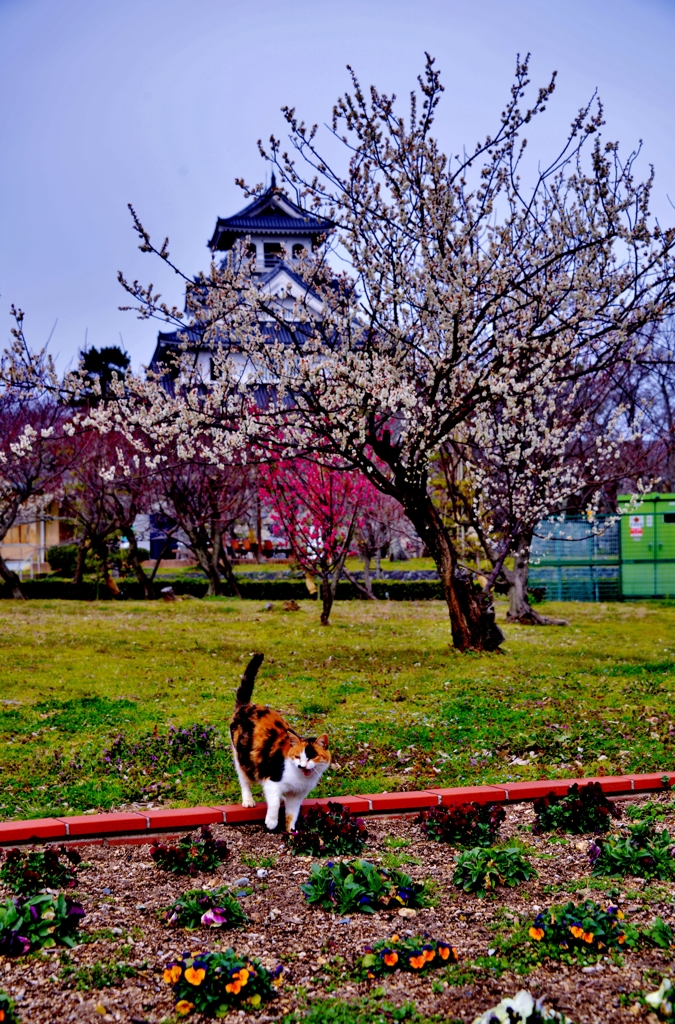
[0,597,673,821]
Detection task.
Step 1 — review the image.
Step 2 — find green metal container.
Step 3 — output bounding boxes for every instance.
[618,493,675,597]
[528,518,621,602]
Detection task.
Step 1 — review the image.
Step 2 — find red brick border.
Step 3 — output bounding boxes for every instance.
[0,772,672,846]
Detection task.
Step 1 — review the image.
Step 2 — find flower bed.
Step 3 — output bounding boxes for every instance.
[163,886,247,930]
[533,782,621,835]
[0,845,80,895]
[360,933,458,978]
[300,858,434,914]
[416,802,506,847]
[287,802,368,857]
[163,948,281,1016]
[150,826,228,875]
[453,846,536,897]
[0,893,84,955]
[2,795,675,1022]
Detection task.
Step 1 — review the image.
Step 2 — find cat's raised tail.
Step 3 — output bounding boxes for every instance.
[235,652,264,707]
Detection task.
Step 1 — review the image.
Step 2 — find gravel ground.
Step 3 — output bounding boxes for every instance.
[1,796,674,1024]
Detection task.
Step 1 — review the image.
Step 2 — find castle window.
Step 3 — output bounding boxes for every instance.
[264,242,282,267]
[292,243,304,260]
[246,243,257,261]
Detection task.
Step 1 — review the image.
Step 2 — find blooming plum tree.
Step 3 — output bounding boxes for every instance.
[108,57,675,649]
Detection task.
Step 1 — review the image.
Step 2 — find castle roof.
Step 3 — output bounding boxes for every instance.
[208,180,333,251]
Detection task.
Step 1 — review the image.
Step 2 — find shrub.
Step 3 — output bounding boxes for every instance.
[533,782,621,835]
[525,900,637,959]
[452,847,536,898]
[0,989,20,1024]
[164,887,247,930]
[416,802,505,848]
[360,934,458,979]
[300,859,433,915]
[47,544,80,578]
[287,802,368,857]
[590,824,675,880]
[150,827,228,876]
[0,893,85,955]
[0,845,80,895]
[472,991,571,1023]
[59,956,142,990]
[163,948,281,1016]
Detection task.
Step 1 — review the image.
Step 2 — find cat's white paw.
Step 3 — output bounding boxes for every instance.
[264,814,279,830]
[241,795,256,808]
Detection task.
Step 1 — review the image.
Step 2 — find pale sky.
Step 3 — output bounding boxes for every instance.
[1,0,674,371]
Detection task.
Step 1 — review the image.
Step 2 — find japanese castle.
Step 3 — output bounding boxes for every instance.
[150,178,333,375]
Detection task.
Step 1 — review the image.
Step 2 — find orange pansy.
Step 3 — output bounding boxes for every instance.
[175,1001,195,1016]
[184,967,206,986]
[529,927,544,941]
[383,952,398,967]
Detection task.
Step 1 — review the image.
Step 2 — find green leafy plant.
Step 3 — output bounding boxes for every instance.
[0,893,85,955]
[59,955,143,990]
[0,988,20,1024]
[163,887,247,930]
[287,802,368,857]
[626,799,675,824]
[642,916,674,950]
[533,782,621,835]
[300,859,433,915]
[360,934,458,979]
[416,802,505,848]
[163,948,281,1016]
[239,853,277,870]
[0,845,81,895]
[150,826,228,876]
[589,824,675,880]
[452,847,536,898]
[525,900,637,960]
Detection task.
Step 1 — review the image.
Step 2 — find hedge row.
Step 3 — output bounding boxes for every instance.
[0,577,445,602]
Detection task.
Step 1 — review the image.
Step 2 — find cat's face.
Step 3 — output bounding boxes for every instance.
[288,733,331,778]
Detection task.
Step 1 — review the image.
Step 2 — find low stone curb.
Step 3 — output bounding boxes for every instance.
[1,772,673,846]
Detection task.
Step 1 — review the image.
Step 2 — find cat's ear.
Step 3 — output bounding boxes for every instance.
[317,733,329,748]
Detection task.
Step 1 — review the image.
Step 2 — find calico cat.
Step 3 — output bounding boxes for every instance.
[230,653,331,831]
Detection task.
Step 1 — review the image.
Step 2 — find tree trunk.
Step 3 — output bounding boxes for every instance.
[123,528,154,599]
[0,551,26,600]
[186,527,222,596]
[149,531,176,584]
[362,555,373,597]
[402,492,504,651]
[214,528,241,598]
[320,571,333,625]
[504,534,569,626]
[320,522,355,624]
[73,538,88,585]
